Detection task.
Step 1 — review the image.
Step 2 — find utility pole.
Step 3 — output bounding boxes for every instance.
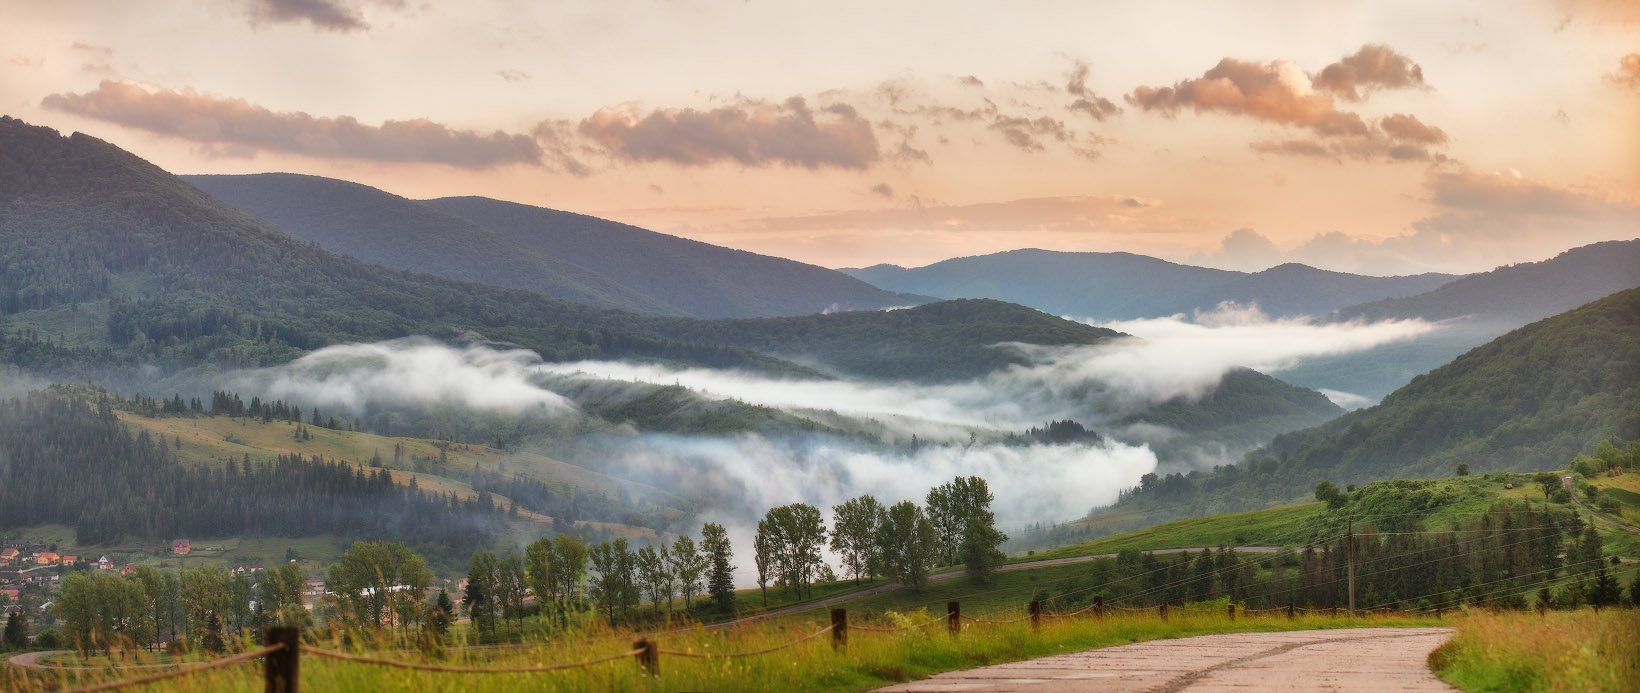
[1345,515,1357,615]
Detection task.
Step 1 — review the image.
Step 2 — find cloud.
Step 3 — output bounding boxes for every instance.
[42,80,547,169]
[1192,169,1640,274]
[869,183,895,198]
[1611,53,1640,92]
[737,194,1176,236]
[496,69,531,83]
[989,114,1072,152]
[228,336,576,416]
[243,0,368,32]
[1378,113,1447,144]
[1127,57,1368,137]
[1065,62,1120,121]
[1312,44,1428,101]
[578,96,880,169]
[958,75,985,88]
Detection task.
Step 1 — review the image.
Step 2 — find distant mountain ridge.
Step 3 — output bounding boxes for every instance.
[184,173,922,319]
[845,248,1455,319]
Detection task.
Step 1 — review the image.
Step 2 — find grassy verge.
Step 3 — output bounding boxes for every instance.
[1429,609,1639,692]
[4,609,1439,692]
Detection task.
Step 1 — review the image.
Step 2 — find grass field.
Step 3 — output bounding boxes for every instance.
[3,607,1441,692]
[1430,608,1639,692]
[1026,503,1323,561]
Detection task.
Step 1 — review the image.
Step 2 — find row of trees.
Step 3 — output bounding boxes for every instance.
[464,524,735,633]
[754,476,1008,604]
[53,563,307,652]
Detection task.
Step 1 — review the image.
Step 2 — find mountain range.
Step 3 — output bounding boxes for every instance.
[844,248,1457,320]
[184,173,921,319]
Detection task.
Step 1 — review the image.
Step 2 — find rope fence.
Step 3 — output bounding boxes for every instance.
[45,587,1580,691]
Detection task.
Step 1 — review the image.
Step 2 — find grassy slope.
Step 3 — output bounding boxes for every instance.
[1431,609,1638,692]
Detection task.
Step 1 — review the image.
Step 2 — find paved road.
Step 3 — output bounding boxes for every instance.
[879,627,1455,692]
[710,546,1279,629]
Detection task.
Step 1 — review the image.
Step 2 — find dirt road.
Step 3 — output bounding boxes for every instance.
[710,545,1279,629]
[879,626,1455,691]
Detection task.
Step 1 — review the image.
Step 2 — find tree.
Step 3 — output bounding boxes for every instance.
[549,534,588,625]
[523,536,554,624]
[258,562,309,628]
[3,611,26,650]
[830,494,885,582]
[670,535,705,616]
[753,520,774,607]
[1455,463,1469,476]
[701,523,736,613]
[495,554,526,634]
[636,545,669,619]
[1534,472,1561,501]
[430,589,455,637]
[463,552,499,637]
[56,571,152,652]
[325,541,430,633]
[758,503,826,599]
[1314,480,1345,508]
[589,538,637,625]
[1588,568,1622,610]
[927,476,1001,566]
[880,501,938,593]
[960,513,1008,584]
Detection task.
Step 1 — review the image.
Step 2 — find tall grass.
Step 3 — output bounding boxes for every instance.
[1429,608,1639,692]
[5,607,1440,692]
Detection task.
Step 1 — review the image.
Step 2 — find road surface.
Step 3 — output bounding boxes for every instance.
[878,627,1455,691]
[709,546,1278,629]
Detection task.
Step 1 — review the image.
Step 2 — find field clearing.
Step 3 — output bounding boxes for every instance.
[1028,503,1322,562]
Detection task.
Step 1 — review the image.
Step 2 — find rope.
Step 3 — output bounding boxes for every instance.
[657,624,834,658]
[67,644,284,693]
[304,645,643,673]
[961,612,1034,624]
[849,615,945,633]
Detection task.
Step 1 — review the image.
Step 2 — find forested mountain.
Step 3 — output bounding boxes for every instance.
[185,173,919,318]
[1334,239,1640,324]
[844,248,1454,320]
[1110,288,1640,520]
[422,195,922,318]
[652,298,1122,381]
[1281,239,1640,401]
[184,173,674,314]
[0,116,797,378]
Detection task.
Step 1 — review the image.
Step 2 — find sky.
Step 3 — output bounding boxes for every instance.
[2,0,1637,274]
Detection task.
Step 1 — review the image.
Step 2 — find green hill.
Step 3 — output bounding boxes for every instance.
[1091,288,1639,523]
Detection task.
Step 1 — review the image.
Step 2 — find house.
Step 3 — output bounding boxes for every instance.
[0,548,18,563]
[170,539,191,556]
[1,587,20,602]
[231,563,265,576]
[97,556,114,571]
[120,564,139,576]
[61,555,79,566]
[33,551,59,566]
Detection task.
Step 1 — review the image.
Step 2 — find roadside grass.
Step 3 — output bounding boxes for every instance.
[4,608,1440,692]
[1430,608,1639,692]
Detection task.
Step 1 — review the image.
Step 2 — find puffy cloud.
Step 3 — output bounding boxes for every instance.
[989,114,1072,152]
[1423,167,1640,221]
[958,75,985,88]
[1127,57,1369,137]
[1312,44,1428,101]
[1378,113,1447,144]
[42,81,548,169]
[496,69,531,83]
[578,97,880,169]
[243,0,368,32]
[1611,53,1640,92]
[1065,62,1120,121]
[869,183,895,198]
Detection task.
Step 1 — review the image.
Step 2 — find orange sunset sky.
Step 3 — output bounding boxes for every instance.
[3,0,1636,274]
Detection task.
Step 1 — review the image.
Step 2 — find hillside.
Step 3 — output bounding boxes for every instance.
[844,249,1454,320]
[1335,239,1640,324]
[423,195,923,318]
[1099,288,1640,523]
[0,117,1046,385]
[184,173,674,314]
[653,298,1123,382]
[1126,367,1343,452]
[183,173,919,318]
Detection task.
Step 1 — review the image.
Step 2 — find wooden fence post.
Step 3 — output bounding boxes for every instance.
[1028,600,1041,632]
[264,626,299,693]
[634,638,659,677]
[947,602,960,637]
[1227,603,1236,621]
[1159,603,1168,621]
[831,608,847,651]
[1094,595,1104,619]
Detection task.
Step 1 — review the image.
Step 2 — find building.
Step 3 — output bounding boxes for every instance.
[170,539,191,556]
[33,551,59,566]
[61,555,79,566]
[97,556,114,571]
[0,548,18,563]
